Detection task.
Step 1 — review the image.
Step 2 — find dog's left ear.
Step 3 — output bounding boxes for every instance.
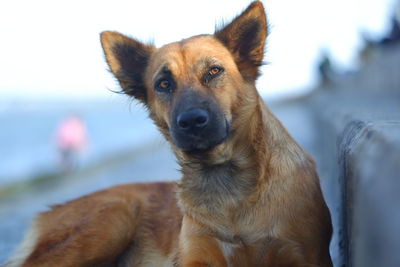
[215,1,267,82]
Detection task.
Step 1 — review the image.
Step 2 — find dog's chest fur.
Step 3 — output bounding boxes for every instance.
[180,160,255,209]
[178,159,274,242]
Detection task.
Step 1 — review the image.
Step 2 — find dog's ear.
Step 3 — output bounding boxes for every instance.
[215,1,267,82]
[100,31,155,103]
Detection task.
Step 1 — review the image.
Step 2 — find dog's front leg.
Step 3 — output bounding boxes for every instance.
[179,215,227,267]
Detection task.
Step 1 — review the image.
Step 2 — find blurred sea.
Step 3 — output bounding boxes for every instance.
[0,97,159,186]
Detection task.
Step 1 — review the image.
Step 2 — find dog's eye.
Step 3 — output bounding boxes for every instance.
[209,66,223,76]
[202,66,224,84]
[159,80,170,89]
[155,78,173,92]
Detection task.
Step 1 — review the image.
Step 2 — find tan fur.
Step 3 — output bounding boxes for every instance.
[6,2,332,266]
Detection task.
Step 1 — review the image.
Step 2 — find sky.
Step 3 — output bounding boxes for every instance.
[0,0,396,101]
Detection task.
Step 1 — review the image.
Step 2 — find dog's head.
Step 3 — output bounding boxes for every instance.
[101,2,267,156]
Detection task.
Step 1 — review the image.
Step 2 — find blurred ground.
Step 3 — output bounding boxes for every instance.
[0,100,336,265]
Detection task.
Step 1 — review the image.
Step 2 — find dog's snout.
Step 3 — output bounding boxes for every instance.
[177,108,209,132]
[171,92,228,152]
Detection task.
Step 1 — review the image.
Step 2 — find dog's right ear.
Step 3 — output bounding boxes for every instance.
[100,31,155,103]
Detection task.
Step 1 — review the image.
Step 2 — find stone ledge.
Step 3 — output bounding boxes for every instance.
[306,87,400,267]
[313,109,400,267]
[339,120,400,267]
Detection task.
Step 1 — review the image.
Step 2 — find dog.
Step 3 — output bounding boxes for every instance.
[6,2,333,266]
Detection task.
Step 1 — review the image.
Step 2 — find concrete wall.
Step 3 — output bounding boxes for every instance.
[308,43,400,267]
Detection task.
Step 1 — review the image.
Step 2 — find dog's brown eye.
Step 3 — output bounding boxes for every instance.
[155,78,173,92]
[159,80,170,89]
[203,66,224,84]
[209,67,222,76]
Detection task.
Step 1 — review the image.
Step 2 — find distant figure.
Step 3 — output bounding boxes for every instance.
[317,50,334,87]
[55,115,87,171]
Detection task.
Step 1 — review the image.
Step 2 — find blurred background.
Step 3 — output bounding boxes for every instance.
[0,0,399,266]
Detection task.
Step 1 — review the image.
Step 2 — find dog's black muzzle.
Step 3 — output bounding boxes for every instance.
[170,91,229,153]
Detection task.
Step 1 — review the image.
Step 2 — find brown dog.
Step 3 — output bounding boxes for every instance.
[6,2,332,266]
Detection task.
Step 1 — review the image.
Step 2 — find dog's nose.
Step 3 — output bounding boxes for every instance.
[177,108,209,132]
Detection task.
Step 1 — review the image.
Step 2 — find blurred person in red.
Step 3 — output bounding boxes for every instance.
[55,115,87,171]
